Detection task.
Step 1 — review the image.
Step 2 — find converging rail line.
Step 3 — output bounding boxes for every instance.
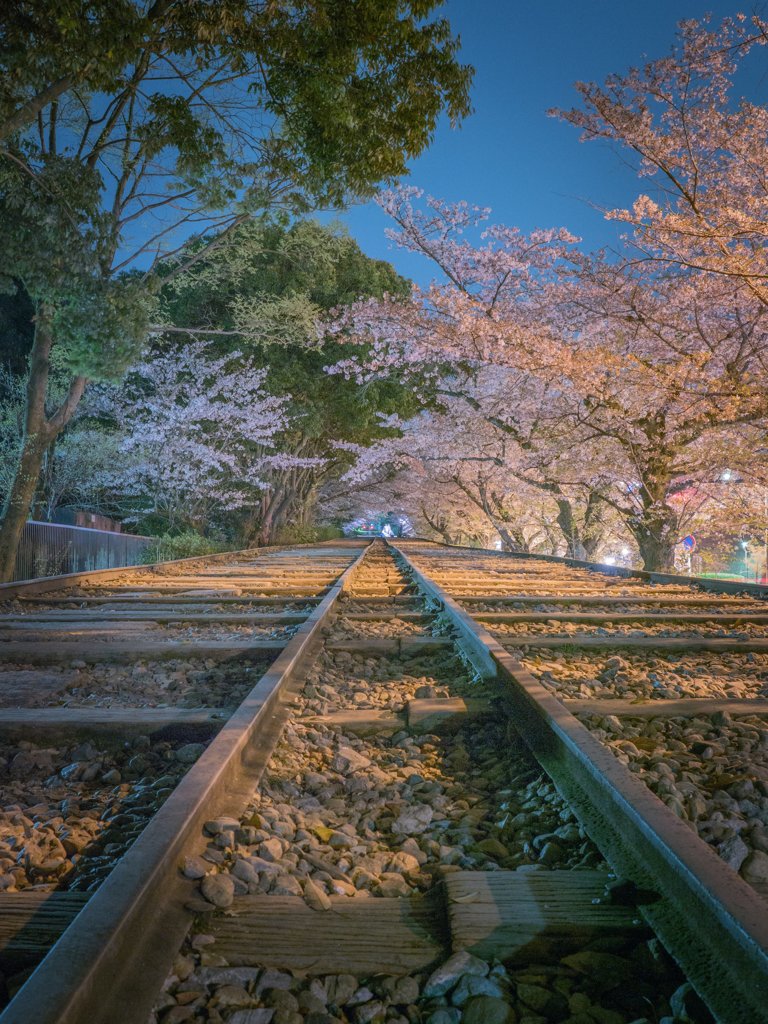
[0,539,767,1023]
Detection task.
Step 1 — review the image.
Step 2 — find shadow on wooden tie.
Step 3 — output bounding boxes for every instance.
[444,871,648,962]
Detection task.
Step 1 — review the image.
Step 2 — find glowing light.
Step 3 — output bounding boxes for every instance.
[604,556,616,565]
[621,547,630,557]
[722,469,732,481]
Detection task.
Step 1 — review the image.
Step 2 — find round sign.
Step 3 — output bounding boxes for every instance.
[682,534,696,552]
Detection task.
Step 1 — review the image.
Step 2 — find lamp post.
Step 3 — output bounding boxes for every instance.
[740,538,750,580]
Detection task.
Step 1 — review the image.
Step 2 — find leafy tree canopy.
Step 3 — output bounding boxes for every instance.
[159,218,421,455]
[0,0,473,379]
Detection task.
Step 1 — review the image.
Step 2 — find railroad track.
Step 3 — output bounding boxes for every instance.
[0,540,767,1023]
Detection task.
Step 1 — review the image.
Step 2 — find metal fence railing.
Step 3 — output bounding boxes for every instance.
[13,521,153,582]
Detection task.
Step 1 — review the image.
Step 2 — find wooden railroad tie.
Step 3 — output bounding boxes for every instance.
[325,638,452,656]
[306,696,768,736]
[458,595,764,607]
[0,706,233,740]
[0,612,309,625]
[0,640,288,664]
[503,635,768,652]
[475,612,768,624]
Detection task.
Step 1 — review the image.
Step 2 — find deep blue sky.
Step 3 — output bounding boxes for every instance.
[330,0,752,286]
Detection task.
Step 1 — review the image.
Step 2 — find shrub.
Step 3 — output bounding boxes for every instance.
[141,531,229,564]
[271,524,343,545]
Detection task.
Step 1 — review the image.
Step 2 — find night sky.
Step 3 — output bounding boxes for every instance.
[330,0,760,285]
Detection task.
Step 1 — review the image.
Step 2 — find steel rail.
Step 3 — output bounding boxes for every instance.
[0,542,371,1024]
[0,539,331,600]
[402,538,768,599]
[392,541,768,1024]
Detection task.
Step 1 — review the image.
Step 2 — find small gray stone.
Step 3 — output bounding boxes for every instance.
[391,804,433,836]
[181,856,208,880]
[331,746,372,773]
[258,838,285,862]
[271,874,303,896]
[204,817,240,835]
[741,850,768,885]
[353,1001,386,1024]
[232,859,260,886]
[296,991,327,1015]
[517,982,567,1017]
[719,835,749,872]
[461,995,515,1024]
[214,984,253,1008]
[325,974,358,1006]
[346,986,375,1007]
[198,967,261,986]
[380,976,420,1004]
[200,872,235,908]
[227,1011,275,1024]
[423,951,489,997]
[254,969,294,997]
[264,988,300,1020]
[451,974,505,1006]
[537,841,563,866]
[175,743,205,764]
[377,872,411,898]
[425,1011,461,1024]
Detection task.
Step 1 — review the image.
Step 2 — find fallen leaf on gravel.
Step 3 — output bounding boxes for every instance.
[631,736,657,751]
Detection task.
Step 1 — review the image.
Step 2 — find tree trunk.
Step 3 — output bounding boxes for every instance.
[0,309,87,582]
[494,521,525,552]
[626,437,678,571]
[622,423,679,572]
[255,481,290,545]
[631,511,678,572]
[0,312,54,581]
[474,480,528,552]
[581,490,606,560]
[421,507,457,546]
[554,497,585,558]
[0,433,49,580]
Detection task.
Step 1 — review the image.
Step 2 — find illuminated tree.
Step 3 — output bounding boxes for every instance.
[553,14,768,303]
[328,189,768,570]
[95,343,306,532]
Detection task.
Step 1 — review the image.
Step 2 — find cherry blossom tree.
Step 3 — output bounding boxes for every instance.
[96,343,315,533]
[332,387,611,556]
[552,14,768,303]
[327,188,768,570]
[548,261,768,569]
